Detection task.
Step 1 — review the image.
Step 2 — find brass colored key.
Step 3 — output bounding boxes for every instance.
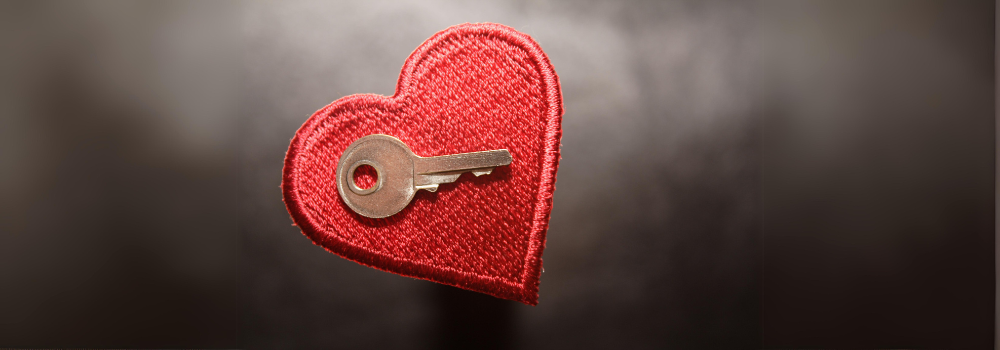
[336,134,512,218]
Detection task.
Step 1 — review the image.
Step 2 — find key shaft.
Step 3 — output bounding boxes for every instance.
[414,150,512,191]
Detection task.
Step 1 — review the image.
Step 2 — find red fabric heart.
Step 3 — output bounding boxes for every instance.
[282,23,562,305]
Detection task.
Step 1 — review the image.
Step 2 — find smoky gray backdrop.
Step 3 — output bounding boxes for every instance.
[0,0,994,349]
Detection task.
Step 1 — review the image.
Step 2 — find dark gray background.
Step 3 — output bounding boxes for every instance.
[0,0,995,349]
[0,1,238,348]
[762,1,994,348]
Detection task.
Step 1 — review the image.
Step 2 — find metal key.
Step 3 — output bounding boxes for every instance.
[336,134,512,218]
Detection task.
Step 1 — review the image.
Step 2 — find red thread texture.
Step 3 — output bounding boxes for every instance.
[282,23,563,305]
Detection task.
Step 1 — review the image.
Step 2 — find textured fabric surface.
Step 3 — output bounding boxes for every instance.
[282,23,562,305]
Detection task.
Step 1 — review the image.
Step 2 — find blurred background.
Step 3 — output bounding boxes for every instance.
[0,1,238,348]
[0,0,994,349]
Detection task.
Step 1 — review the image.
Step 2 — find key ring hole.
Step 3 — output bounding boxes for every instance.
[352,164,378,189]
[347,160,382,196]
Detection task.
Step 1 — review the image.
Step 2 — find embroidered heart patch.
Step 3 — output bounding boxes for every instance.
[282,23,562,305]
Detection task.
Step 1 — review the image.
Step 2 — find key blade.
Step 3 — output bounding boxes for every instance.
[414,167,496,191]
[413,174,460,192]
[415,150,511,175]
[413,149,511,188]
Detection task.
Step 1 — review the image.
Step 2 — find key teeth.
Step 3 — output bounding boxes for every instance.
[472,168,494,177]
[415,184,439,192]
